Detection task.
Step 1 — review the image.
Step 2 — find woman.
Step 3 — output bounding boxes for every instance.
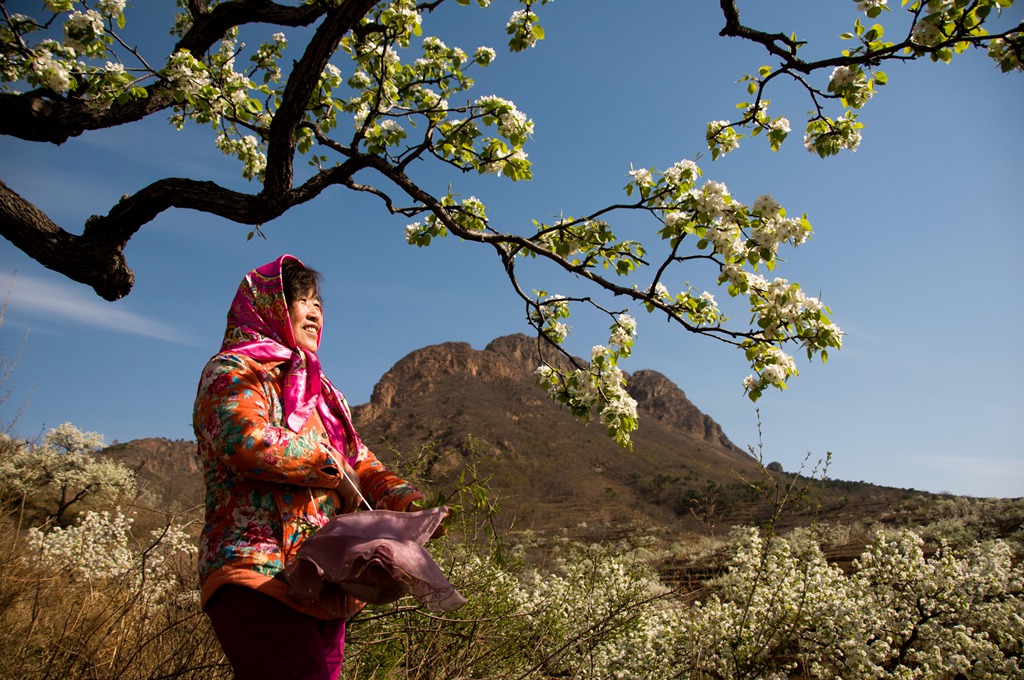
[193,255,425,679]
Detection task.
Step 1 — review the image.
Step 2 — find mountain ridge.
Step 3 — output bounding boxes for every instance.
[104,334,928,540]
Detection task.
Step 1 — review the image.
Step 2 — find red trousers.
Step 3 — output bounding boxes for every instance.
[206,585,346,680]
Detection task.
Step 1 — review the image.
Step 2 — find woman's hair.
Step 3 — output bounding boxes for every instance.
[281,258,323,306]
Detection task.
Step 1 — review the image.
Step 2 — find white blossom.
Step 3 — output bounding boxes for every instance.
[752,194,781,217]
[96,0,127,16]
[475,46,496,65]
[855,0,887,11]
[629,167,653,187]
[706,120,741,156]
[30,48,73,93]
[63,9,104,54]
[43,0,74,13]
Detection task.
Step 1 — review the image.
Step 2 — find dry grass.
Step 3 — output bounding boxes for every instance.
[0,514,229,680]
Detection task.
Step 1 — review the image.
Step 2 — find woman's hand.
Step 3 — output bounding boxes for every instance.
[324,455,363,514]
[409,500,447,539]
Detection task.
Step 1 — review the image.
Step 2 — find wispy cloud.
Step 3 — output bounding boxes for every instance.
[2,271,198,346]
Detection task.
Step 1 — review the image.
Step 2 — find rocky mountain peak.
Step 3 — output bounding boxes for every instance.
[362,334,565,418]
[628,369,742,452]
[360,334,741,454]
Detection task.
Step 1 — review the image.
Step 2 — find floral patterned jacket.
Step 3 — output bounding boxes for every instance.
[193,352,423,610]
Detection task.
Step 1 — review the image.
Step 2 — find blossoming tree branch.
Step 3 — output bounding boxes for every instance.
[1,0,1020,446]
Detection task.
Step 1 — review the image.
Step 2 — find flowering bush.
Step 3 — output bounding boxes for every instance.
[0,422,135,523]
[344,523,1023,679]
[3,480,1022,679]
[1,504,215,679]
[660,527,1024,679]
[25,508,197,602]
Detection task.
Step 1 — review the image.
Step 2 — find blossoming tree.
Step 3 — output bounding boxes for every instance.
[0,0,1020,446]
[0,421,135,523]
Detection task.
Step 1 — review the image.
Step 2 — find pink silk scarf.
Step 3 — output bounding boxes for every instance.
[220,254,361,461]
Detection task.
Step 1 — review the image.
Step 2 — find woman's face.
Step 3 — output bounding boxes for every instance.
[288,290,322,354]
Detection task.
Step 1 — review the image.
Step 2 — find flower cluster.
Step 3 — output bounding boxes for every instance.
[363,117,408,154]
[27,509,135,579]
[476,95,534,145]
[379,0,422,47]
[628,166,654,192]
[251,33,288,84]
[672,288,722,327]
[96,0,127,16]
[803,114,864,157]
[474,45,497,66]
[506,8,544,52]
[530,155,835,409]
[63,9,106,56]
[517,542,667,676]
[855,0,888,15]
[25,509,199,602]
[724,272,841,398]
[533,311,639,448]
[767,115,791,151]
[405,193,491,246]
[912,1,955,47]
[828,64,875,108]
[216,134,267,180]
[705,120,742,159]
[162,49,211,101]
[26,41,79,94]
[530,293,571,343]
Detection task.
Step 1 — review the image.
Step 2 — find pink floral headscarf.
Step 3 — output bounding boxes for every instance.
[221,254,362,461]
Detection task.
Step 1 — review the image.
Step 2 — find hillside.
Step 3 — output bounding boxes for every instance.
[102,437,204,513]
[100,334,940,545]
[350,334,924,541]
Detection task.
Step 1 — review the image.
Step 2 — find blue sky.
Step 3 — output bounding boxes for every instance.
[1,1,1022,498]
